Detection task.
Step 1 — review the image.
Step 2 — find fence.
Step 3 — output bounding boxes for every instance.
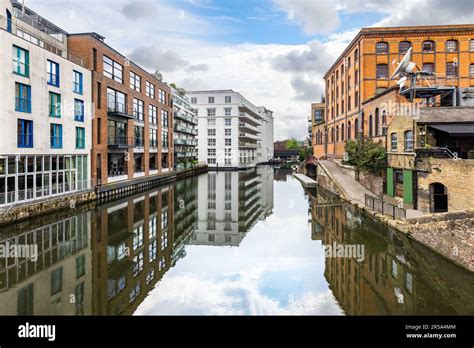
[364,194,406,220]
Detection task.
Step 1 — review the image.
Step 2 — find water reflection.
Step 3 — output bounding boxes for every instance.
[0,167,472,315]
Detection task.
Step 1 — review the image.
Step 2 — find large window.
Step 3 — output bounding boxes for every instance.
[17,119,33,148]
[130,71,141,92]
[422,63,435,74]
[161,110,169,128]
[404,130,413,152]
[159,89,166,104]
[135,126,144,147]
[73,70,83,94]
[445,40,458,53]
[107,88,126,113]
[149,105,157,125]
[13,45,29,77]
[376,64,388,79]
[108,120,126,146]
[391,133,398,151]
[422,40,435,52]
[103,55,123,83]
[47,60,60,87]
[162,130,168,148]
[76,127,85,149]
[49,92,61,118]
[149,129,158,148]
[133,98,144,122]
[399,41,412,54]
[146,81,155,98]
[375,42,388,54]
[446,62,458,78]
[50,124,63,149]
[15,83,31,113]
[74,99,84,122]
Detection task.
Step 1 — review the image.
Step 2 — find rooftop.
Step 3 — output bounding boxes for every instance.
[418,107,474,124]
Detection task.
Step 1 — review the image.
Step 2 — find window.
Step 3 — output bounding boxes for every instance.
[146,81,155,98]
[208,158,216,165]
[445,40,458,53]
[224,108,232,116]
[162,130,168,148]
[390,133,398,151]
[470,64,474,78]
[208,149,216,156]
[15,83,31,113]
[207,109,216,117]
[369,115,373,137]
[133,98,144,122]
[354,48,359,61]
[208,129,216,136]
[225,117,231,126]
[446,62,458,78]
[471,40,474,52]
[191,97,197,104]
[74,99,84,122]
[335,125,339,142]
[103,56,123,83]
[208,96,215,103]
[225,129,231,136]
[422,40,435,52]
[13,45,29,77]
[404,130,413,152]
[376,64,388,79]
[149,105,157,124]
[399,41,411,54]
[107,88,126,113]
[47,60,60,87]
[17,119,33,148]
[341,124,345,141]
[76,127,86,149]
[207,118,216,126]
[73,70,83,94]
[422,63,435,74]
[49,92,61,118]
[375,42,388,54]
[225,138,231,146]
[51,267,63,295]
[135,126,144,147]
[161,110,169,127]
[225,96,232,103]
[50,124,63,149]
[347,121,351,140]
[149,129,157,148]
[208,139,216,146]
[129,71,141,92]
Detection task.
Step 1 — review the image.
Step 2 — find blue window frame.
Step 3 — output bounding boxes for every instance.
[47,60,60,87]
[15,83,31,113]
[17,119,33,148]
[73,70,83,94]
[74,99,84,122]
[76,127,85,149]
[49,92,61,118]
[13,46,29,77]
[50,123,63,149]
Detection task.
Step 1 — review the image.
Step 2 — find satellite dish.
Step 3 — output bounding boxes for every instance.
[397,76,407,91]
[390,47,415,80]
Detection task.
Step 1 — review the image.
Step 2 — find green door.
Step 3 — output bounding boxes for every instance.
[403,170,413,205]
[387,168,394,197]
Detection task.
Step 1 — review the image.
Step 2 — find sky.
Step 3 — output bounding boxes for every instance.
[25,0,474,140]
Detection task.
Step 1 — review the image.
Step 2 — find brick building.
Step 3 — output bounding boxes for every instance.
[315,24,474,159]
[67,33,173,187]
[311,102,326,158]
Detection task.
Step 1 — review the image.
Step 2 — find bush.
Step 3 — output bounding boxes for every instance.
[343,140,359,166]
[344,139,386,174]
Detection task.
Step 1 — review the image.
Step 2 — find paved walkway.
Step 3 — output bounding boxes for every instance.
[319,160,424,219]
[293,173,317,187]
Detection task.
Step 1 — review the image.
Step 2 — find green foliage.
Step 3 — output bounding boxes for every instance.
[286,138,300,150]
[152,70,163,81]
[299,146,312,162]
[344,139,387,174]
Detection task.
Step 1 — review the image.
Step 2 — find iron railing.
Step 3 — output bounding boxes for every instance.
[364,194,406,220]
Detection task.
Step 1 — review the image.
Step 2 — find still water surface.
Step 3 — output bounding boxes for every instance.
[0,167,473,315]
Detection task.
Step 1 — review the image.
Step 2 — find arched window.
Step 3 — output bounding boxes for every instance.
[336,125,339,142]
[422,40,435,52]
[375,108,380,136]
[376,42,388,55]
[390,133,398,151]
[341,124,345,141]
[470,64,474,78]
[382,110,387,135]
[354,119,358,139]
[369,115,373,137]
[347,121,351,140]
[354,48,359,61]
[445,40,458,53]
[404,130,413,151]
[399,41,412,55]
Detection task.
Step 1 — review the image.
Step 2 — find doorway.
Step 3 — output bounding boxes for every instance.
[430,183,448,213]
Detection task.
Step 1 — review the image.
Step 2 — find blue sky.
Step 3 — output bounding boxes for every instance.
[28,0,474,140]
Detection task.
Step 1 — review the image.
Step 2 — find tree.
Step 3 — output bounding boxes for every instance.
[343,139,386,175]
[286,138,300,150]
[343,140,359,166]
[299,146,312,162]
[152,70,163,82]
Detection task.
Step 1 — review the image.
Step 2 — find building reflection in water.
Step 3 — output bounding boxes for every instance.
[308,187,474,315]
[0,166,274,315]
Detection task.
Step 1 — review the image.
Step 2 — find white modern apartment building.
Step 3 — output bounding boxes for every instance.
[186,89,273,169]
[257,106,274,164]
[0,0,92,208]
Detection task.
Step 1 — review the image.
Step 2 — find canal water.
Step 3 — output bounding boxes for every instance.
[0,166,473,315]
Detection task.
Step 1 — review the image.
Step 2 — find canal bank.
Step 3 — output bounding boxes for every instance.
[310,160,474,271]
[0,165,208,227]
